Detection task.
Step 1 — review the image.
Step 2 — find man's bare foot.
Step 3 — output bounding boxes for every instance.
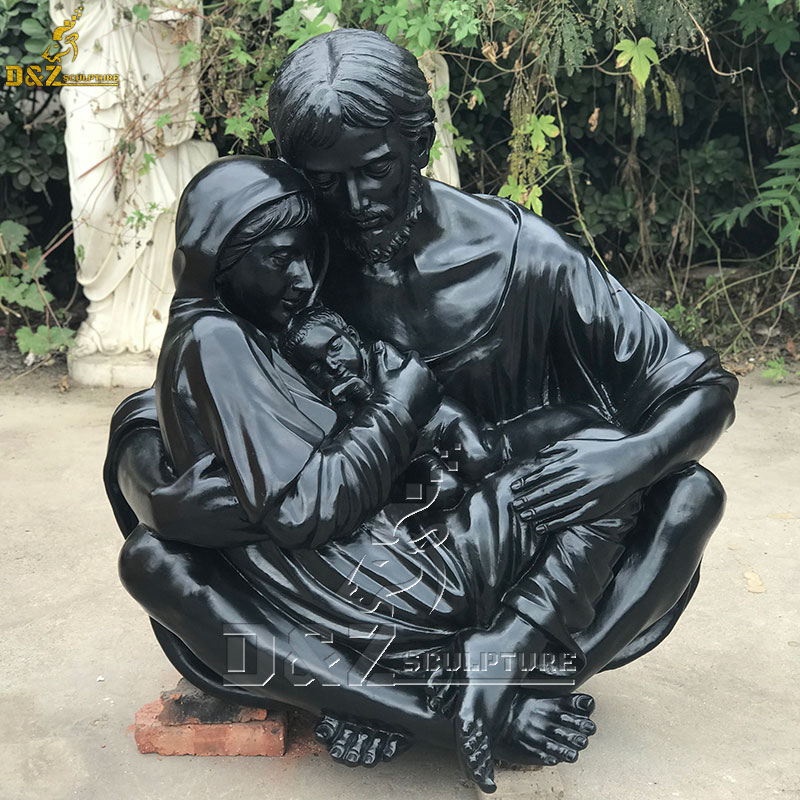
[496,693,596,766]
[455,689,596,792]
[451,614,554,793]
[315,714,410,767]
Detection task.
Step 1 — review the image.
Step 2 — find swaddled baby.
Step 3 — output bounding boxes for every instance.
[281,305,507,509]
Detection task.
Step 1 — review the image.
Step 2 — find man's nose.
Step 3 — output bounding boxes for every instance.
[289,257,313,291]
[345,174,367,215]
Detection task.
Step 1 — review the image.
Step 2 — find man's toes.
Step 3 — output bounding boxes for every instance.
[518,744,558,767]
[343,729,371,766]
[456,718,496,792]
[362,734,383,767]
[314,714,341,744]
[551,726,589,749]
[559,712,597,735]
[329,724,357,761]
[568,693,595,714]
[544,740,579,763]
[382,733,404,761]
[476,766,497,794]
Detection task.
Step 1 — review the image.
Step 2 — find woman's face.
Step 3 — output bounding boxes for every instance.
[218,222,316,332]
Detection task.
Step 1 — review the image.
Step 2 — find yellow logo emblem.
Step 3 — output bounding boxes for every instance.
[4,4,119,88]
[41,5,83,64]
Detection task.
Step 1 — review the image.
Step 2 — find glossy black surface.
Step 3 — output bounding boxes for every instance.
[105,29,737,793]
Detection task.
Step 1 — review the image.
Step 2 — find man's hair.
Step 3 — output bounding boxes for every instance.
[281,304,361,366]
[268,29,435,163]
[217,193,316,275]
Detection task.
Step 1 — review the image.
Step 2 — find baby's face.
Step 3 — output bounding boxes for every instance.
[296,322,367,394]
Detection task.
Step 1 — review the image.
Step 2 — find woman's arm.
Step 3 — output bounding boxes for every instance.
[167,319,441,549]
[117,427,267,548]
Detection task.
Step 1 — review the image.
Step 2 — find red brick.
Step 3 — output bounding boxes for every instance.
[133,699,287,757]
[157,678,268,725]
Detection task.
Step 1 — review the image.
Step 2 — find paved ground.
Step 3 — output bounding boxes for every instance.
[1,368,798,799]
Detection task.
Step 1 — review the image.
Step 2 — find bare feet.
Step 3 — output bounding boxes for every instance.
[451,615,553,793]
[496,693,596,767]
[314,714,410,768]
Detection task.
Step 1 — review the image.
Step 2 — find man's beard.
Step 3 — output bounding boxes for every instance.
[338,166,423,266]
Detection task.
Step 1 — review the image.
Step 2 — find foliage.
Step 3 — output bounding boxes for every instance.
[0,220,75,357]
[763,356,790,382]
[713,124,800,254]
[0,0,68,224]
[2,0,799,361]
[184,0,800,358]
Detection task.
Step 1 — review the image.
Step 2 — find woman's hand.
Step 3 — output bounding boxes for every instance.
[370,341,443,427]
[510,433,653,533]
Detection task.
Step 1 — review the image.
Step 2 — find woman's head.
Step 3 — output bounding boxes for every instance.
[216,192,319,332]
[172,156,320,333]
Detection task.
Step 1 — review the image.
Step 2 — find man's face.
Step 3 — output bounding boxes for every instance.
[217,223,315,333]
[292,124,422,263]
[294,321,366,393]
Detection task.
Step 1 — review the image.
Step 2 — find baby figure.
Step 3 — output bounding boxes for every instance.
[281,306,507,509]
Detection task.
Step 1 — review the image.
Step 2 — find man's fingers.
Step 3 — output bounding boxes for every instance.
[511,457,574,493]
[519,495,583,531]
[511,475,581,514]
[523,493,586,523]
[534,503,595,533]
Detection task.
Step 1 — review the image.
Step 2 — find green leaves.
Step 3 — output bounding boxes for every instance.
[376,1,409,42]
[15,325,75,356]
[229,45,256,66]
[138,152,156,176]
[225,116,256,144]
[0,220,58,351]
[0,220,29,255]
[521,113,560,153]
[132,3,150,22]
[615,37,659,87]
[732,0,799,54]
[178,41,201,68]
[499,176,544,214]
[405,13,441,53]
[712,127,800,252]
[764,16,799,55]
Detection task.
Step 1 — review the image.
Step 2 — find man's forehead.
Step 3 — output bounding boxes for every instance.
[296,127,394,172]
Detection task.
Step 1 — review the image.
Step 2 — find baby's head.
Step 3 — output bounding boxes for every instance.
[282,306,372,405]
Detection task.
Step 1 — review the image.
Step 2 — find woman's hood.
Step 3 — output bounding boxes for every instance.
[172,155,311,300]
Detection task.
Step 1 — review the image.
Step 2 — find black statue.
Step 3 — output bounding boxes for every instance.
[104,29,737,793]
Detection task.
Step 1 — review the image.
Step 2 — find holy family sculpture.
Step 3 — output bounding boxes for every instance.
[103,29,738,793]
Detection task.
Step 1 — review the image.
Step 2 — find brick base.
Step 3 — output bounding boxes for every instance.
[133,692,287,757]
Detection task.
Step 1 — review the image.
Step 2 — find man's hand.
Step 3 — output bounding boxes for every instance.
[510,433,651,533]
[370,341,443,427]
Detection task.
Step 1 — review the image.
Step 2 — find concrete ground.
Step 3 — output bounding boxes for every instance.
[1,368,798,800]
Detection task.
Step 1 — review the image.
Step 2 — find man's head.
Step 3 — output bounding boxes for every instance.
[269,29,434,264]
[281,305,372,404]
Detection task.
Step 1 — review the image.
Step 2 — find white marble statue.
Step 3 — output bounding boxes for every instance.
[55,0,216,358]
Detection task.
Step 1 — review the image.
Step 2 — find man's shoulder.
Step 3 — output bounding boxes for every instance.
[426,178,519,230]
[425,180,587,272]
[515,207,588,271]
[415,179,520,273]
